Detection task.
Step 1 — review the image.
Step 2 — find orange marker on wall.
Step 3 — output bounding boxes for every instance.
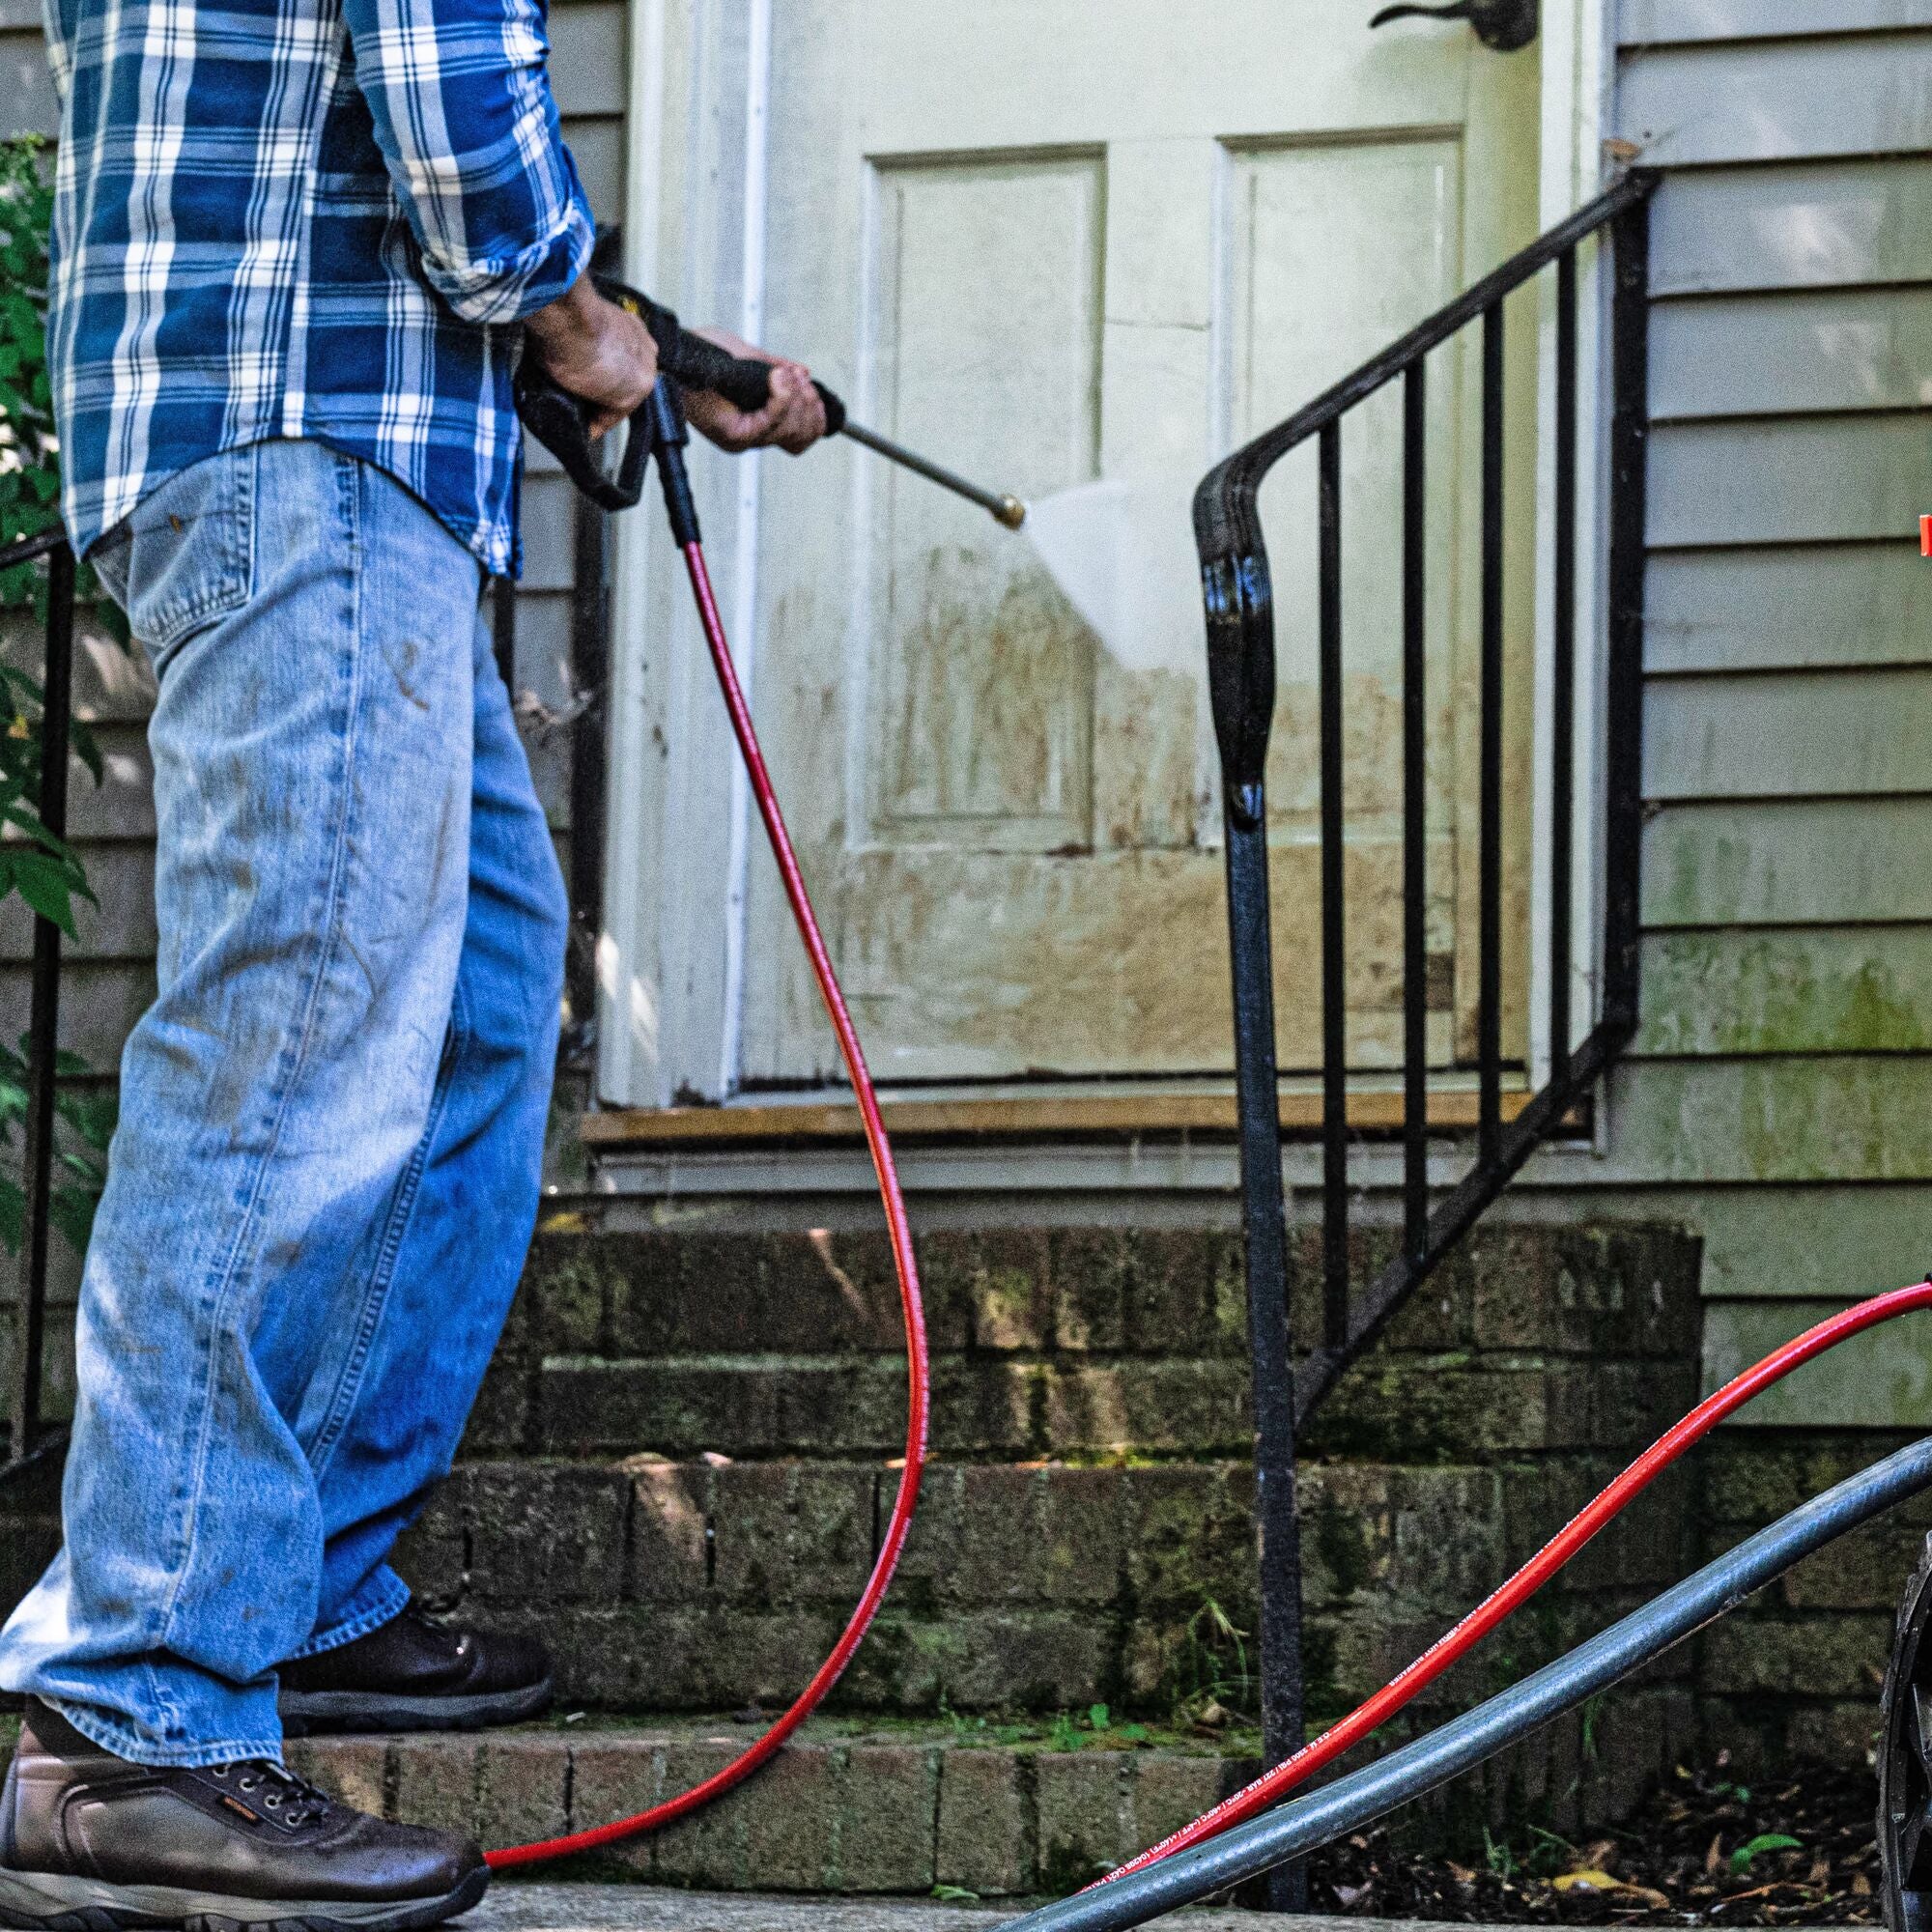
[1922,514,1932,556]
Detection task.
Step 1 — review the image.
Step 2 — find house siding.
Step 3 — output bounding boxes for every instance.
[1605,0,1932,1421]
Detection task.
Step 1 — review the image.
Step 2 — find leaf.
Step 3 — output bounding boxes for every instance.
[1552,1869,1621,1893]
[10,850,79,936]
[1088,1703,1110,1732]
[1730,1833,1803,1873]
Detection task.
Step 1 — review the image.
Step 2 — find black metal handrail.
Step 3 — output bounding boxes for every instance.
[1195,169,1658,1889]
[0,523,76,1478]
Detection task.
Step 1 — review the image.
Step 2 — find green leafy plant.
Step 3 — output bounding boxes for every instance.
[1729,1833,1802,1874]
[0,133,118,1256]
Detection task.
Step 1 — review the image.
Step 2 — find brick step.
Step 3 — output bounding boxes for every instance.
[264,1702,1690,1895]
[467,1220,1701,1461]
[480,1349,1697,1463]
[390,1456,1694,1716]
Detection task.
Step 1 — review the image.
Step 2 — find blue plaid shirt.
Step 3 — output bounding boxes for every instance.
[43,0,595,576]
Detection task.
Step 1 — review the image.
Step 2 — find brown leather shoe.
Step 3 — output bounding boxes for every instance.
[0,1699,487,1931]
[278,1599,551,1736]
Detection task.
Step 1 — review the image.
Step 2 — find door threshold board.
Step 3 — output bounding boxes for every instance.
[582,1085,1572,1151]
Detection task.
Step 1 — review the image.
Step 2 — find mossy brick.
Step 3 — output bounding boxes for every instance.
[1779,1516,1925,1610]
[1697,1610,1891,1697]
[952,1228,1054,1352]
[1204,1236,1250,1358]
[1311,1359,1568,1461]
[952,1466,1045,1605]
[1468,1229,1700,1352]
[1702,1433,1922,1524]
[883,1234,983,1353]
[890,1464,964,1605]
[650,1233,775,1354]
[626,1460,710,1604]
[475,1733,568,1846]
[1044,1228,1135,1354]
[1050,1230,1128,1353]
[1127,1751,1233,1854]
[650,1736,748,1886]
[1131,1229,1243,1355]
[738,1745,838,1889]
[390,1736,478,1838]
[563,1737,662,1874]
[709,1463,796,1601]
[390,1481,466,1605]
[1037,1467,1125,1606]
[937,1748,1032,1895]
[1043,1361,1251,1456]
[772,1359,907,1455]
[1036,1753,1130,1889]
[289,1739,388,1819]
[793,1464,877,1599]
[515,1232,611,1353]
[1589,1357,1699,1449]
[466,1462,629,1604]
[458,1359,531,1457]
[1122,1463,1253,1612]
[771,1231,912,1353]
[930,1357,1037,1457]
[839,1609,952,1712]
[836,1744,940,1891]
[940,1610,1113,1713]
[534,1358,781,1458]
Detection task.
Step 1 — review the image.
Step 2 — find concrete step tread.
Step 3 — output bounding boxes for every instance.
[470,1882,1497,1932]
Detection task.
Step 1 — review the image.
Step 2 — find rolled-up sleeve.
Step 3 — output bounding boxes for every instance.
[340,0,594,325]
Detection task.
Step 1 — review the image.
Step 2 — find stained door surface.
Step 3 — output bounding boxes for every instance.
[717,1,1543,1093]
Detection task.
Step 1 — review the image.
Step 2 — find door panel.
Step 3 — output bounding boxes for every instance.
[867,155,1103,852]
[726,1,1542,1092]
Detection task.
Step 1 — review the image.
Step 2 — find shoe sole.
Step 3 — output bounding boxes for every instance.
[279,1677,553,1737]
[0,1860,488,1932]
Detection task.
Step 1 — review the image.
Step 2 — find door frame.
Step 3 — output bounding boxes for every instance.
[596,0,1616,1112]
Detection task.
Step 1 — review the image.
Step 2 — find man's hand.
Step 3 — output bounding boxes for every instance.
[686,327,828,455]
[525,274,658,438]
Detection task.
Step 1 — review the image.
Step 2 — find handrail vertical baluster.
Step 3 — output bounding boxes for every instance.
[1478,301,1505,1162]
[1402,364,1428,1264]
[1604,192,1652,1036]
[1318,422,1347,1352]
[11,538,74,1470]
[1550,249,1578,1082]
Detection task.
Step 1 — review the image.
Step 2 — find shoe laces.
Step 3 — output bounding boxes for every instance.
[207,1757,334,1828]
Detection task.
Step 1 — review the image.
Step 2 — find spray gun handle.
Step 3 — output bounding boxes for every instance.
[515,275,852,510]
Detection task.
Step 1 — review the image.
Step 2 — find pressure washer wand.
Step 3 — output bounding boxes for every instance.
[838,417,1026,528]
[513,277,1026,528]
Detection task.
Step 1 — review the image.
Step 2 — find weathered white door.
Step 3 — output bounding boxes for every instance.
[605,0,1546,1104]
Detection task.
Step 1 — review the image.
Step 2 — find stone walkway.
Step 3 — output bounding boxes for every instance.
[466,1885,1481,1932]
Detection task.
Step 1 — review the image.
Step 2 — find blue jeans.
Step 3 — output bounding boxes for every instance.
[0,440,567,1766]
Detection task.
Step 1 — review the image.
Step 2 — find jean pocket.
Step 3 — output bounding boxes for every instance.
[107,445,259,668]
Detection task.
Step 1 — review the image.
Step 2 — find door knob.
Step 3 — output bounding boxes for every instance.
[1368,0,1538,51]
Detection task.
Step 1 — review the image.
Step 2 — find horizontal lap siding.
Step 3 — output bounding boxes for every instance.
[0,1,623,1085]
[1615,16,1932,1377]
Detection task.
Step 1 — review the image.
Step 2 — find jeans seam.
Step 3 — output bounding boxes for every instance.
[46,1696,285,1772]
[305,1005,469,1486]
[155,450,369,1663]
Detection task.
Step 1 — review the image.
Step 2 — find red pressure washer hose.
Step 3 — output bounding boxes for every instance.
[485,532,932,1870]
[1094,1276,1932,1889]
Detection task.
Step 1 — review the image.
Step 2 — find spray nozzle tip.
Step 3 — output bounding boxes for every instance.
[994,495,1027,530]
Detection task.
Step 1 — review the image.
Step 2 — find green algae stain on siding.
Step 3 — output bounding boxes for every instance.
[1639,930,1932,1056]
